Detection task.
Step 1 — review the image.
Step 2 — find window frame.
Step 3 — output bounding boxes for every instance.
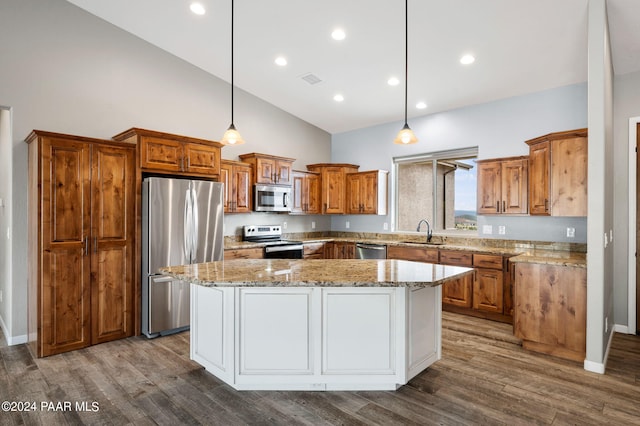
[392,146,478,233]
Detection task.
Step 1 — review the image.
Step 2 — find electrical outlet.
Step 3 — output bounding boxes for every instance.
[498,226,506,235]
[383,222,388,231]
[482,225,492,235]
[283,221,287,230]
[345,221,350,229]
[605,317,608,333]
[566,227,575,238]
[311,221,316,229]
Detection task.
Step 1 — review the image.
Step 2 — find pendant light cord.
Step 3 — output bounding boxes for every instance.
[230,0,235,125]
[403,0,408,126]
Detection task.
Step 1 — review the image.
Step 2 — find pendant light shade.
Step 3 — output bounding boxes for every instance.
[221,0,245,145]
[394,0,418,145]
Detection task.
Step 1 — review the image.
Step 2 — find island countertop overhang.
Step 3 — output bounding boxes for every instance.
[160,259,473,288]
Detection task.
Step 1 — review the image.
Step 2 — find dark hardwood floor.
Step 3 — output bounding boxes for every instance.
[1,313,639,425]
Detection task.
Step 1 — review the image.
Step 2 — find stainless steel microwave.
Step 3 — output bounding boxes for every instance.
[254,184,292,212]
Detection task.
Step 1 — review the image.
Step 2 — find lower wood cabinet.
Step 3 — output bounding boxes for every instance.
[303,242,325,259]
[513,262,586,362]
[386,245,438,263]
[324,241,355,259]
[26,131,136,357]
[389,246,513,323]
[472,254,504,314]
[224,247,264,259]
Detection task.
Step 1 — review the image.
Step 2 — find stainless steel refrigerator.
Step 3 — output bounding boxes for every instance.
[142,177,224,338]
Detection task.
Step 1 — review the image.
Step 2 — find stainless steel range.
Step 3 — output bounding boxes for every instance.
[243,225,304,259]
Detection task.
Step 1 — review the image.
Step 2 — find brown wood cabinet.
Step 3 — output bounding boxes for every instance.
[26,131,136,357]
[477,156,528,215]
[239,153,294,186]
[303,242,326,259]
[438,250,473,308]
[513,262,586,362]
[386,245,439,263]
[526,128,588,216]
[324,241,355,259]
[307,163,359,214]
[291,170,321,214]
[346,170,388,215]
[112,128,222,178]
[220,160,252,213]
[224,247,264,259]
[472,254,504,313]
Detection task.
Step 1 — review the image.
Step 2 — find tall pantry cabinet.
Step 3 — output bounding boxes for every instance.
[26,131,136,357]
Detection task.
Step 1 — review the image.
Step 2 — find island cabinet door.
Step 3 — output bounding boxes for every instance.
[191,285,235,384]
[236,288,315,380]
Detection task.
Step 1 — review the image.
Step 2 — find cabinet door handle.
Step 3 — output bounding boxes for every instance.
[94,237,97,254]
[496,201,500,213]
[544,199,549,212]
[502,200,506,213]
[84,237,88,256]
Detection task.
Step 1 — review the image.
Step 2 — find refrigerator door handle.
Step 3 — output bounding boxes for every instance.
[190,187,199,262]
[183,188,192,263]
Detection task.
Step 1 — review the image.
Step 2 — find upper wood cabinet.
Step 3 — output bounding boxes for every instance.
[346,170,388,215]
[112,128,222,178]
[26,131,136,357]
[477,156,528,215]
[291,170,321,214]
[306,163,359,214]
[526,128,588,216]
[220,160,252,213]
[239,153,295,186]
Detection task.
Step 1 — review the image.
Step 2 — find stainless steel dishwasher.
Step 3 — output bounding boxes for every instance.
[355,243,387,259]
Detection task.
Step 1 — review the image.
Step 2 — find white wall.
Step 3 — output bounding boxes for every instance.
[612,70,640,327]
[331,84,588,242]
[0,108,12,342]
[0,0,331,341]
[585,0,614,372]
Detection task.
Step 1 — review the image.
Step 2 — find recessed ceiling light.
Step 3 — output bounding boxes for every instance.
[387,77,400,86]
[460,54,475,65]
[333,94,344,102]
[331,28,346,41]
[416,101,427,109]
[274,56,287,66]
[190,2,206,15]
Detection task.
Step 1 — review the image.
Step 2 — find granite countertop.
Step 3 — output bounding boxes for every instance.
[224,236,587,267]
[507,249,586,268]
[160,259,474,288]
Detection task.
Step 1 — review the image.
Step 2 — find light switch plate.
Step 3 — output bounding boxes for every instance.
[566,227,575,238]
[498,226,506,235]
[345,221,350,229]
[482,225,492,234]
[311,221,316,229]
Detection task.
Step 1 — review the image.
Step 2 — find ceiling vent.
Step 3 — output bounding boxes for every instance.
[301,73,322,85]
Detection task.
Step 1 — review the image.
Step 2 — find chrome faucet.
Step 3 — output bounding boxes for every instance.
[416,219,432,243]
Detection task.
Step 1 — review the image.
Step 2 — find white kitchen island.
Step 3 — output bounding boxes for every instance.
[160,259,473,391]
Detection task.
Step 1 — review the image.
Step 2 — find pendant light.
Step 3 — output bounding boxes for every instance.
[393,0,418,145]
[221,0,245,145]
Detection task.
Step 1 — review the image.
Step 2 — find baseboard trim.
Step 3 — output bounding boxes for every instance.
[614,324,629,334]
[0,314,27,346]
[583,329,615,374]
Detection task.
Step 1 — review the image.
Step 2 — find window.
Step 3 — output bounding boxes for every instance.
[393,147,478,233]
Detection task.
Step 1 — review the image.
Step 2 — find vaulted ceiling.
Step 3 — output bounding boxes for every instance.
[66,0,640,134]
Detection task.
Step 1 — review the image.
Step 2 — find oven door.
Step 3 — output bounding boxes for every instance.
[254,185,292,212]
[264,243,304,259]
